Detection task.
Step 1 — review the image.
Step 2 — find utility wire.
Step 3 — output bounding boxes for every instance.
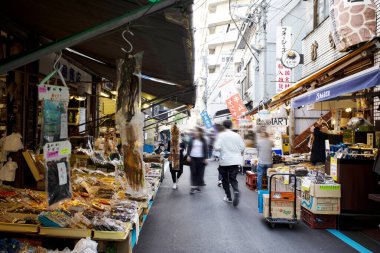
[192,0,208,12]
[229,0,259,63]
[206,0,260,99]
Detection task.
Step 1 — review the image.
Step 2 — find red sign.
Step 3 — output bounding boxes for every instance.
[225,94,247,120]
[276,61,292,93]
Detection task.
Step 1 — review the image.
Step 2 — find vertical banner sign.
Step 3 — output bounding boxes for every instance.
[330,0,376,52]
[276,26,292,94]
[225,94,248,120]
[200,110,213,129]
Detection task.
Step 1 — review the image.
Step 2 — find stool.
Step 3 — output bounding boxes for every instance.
[246,171,257,190]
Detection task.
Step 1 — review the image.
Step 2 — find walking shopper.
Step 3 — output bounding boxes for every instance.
[214,120,245,206]
[214,124,225,187]
[170,137,186,189]
[256,131,274,191]
[186,127,208,194]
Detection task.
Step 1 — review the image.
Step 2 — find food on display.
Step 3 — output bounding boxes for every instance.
[115,53,146,197]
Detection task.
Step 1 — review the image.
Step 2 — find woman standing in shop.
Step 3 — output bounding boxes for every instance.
[186,127,208,194]
[310,124,329,165]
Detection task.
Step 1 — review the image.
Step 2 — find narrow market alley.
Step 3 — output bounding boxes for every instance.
[134,161,376,253]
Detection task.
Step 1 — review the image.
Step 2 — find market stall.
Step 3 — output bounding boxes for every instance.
[0,0,195,252]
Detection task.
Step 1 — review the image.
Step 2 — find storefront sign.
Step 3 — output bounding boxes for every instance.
[276,26,292,58]
[330,0,376,52]
[270,117,288,126]
[200,110,213,129]
[256,110,271,126]
[281,50,301,68]
[225,94,247,120]
[276,26,293,94]
[330,157,338,181]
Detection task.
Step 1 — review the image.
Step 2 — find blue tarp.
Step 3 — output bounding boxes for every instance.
[292,66,380,108]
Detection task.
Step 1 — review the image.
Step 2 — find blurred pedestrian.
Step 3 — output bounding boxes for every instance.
[256,131,273,191]
[214,124,225,187]
[170,134,186,189]
[214,120,245,206]
[186,127,208,194]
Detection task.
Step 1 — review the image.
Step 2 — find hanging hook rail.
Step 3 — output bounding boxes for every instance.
[121,26,134,53]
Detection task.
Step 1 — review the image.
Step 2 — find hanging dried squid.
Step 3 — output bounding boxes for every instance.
[115,53,146,197]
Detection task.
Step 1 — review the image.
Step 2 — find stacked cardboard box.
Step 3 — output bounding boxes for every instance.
[263,194,301,220]
[301,181,341,215]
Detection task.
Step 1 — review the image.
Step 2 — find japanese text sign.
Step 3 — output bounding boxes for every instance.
[225,94,248,120]
[200,110,213,129]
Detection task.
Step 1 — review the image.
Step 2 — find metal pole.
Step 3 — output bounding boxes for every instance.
[0,0,183,74]
[259,1,268,100]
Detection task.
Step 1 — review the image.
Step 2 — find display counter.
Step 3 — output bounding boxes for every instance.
[326,158,380,212]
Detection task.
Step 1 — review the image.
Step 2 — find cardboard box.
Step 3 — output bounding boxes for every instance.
[302,181,341,198]
[263,194,301,220]
[301,192,340,215]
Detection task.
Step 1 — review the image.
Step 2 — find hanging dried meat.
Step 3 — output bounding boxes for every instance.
[170,124,180,170]
[115,53,146,197]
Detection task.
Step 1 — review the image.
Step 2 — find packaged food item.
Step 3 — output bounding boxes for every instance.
[43,141,72,207]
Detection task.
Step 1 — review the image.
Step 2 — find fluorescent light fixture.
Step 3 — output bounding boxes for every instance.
[74,96,86,101]
[110,90,118,95]
[345,107,352,113]
[100,91,110,98]
[65,48,106,65]
[134,73,180,86]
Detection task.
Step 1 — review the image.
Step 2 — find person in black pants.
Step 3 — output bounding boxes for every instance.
[186,127,208,194]
[170,140,186,189]
[214,120,245,206]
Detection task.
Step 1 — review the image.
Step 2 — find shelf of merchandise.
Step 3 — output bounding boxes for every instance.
[39,227,92,238]
[93,223,132,241]
[0,222,39,234]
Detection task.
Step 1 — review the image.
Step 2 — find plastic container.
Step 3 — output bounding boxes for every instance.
[258,190,269,214]
[246,171,257,190]
[301,207,337,229]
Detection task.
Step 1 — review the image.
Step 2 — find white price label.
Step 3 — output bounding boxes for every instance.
[57,162,68,185]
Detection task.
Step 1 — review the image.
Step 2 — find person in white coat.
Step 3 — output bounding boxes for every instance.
[214,120,245,206]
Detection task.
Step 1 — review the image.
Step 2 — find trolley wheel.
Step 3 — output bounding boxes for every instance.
[270,223,275,229]
[288,224,294,230]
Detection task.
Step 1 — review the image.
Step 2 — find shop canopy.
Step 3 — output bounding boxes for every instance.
[0,0,195,106]
[292,66,380,108]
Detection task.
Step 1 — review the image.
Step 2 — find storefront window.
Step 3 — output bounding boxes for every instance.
[314,0,329,28]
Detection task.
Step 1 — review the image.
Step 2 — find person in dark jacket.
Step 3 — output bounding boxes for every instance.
[186,127,208,194]
[310,125,328,164]
[170,138,186,189]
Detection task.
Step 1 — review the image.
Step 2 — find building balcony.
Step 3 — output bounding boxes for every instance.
[208,0,228,7]
[207,12,230,27]
[207,30,239,47]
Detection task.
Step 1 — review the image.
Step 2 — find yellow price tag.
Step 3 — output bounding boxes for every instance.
[60,148,70,155]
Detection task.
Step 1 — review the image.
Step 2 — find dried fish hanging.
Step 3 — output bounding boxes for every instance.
[115,52,146,198]
[170,124,180,170]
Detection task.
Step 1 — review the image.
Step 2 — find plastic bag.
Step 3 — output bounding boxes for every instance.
[72,238,98,253]
[3,133,24,152]
[44,141,72,207]
[41,100,68,145]
[0,158,18,181]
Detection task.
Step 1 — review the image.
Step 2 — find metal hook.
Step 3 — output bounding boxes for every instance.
[121,29,134,53]
[53,51,62,70]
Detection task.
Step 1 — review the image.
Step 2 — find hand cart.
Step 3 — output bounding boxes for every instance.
[266,173,299,229]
